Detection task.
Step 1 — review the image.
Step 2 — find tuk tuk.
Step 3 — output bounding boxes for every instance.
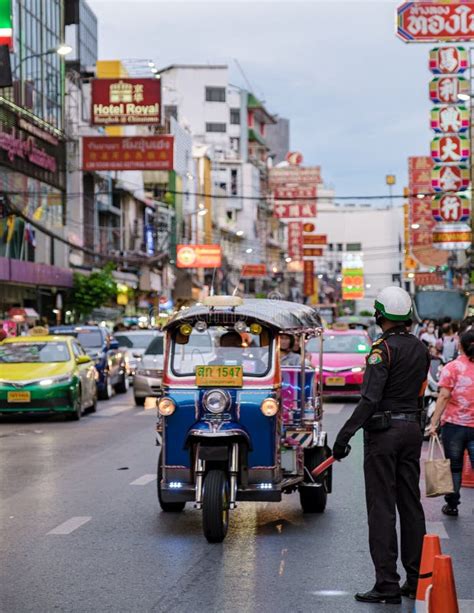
[152,296,332,542]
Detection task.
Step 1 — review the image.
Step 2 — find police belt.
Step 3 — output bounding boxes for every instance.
[390,412,421,423]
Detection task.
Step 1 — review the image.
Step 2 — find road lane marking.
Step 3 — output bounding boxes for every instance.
[310,591,351,597]
[47,516,91,535]
[426,521,449,539]
[130,474,156,486]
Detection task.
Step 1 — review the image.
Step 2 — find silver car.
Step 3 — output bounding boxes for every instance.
[114,330,161,377]
[133,334,165,406]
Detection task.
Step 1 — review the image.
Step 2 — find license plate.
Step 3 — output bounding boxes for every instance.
[195,365,243,387]
[326,376,345,386]
[7,391,31,403]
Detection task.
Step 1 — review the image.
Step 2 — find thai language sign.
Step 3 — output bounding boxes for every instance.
[82,136,173,171]
[176,244,222,269]
[241,264,267,277]
[397,2,474,43]
[91,79,161,125]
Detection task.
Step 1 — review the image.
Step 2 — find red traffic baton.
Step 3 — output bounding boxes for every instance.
[311,455,335,478]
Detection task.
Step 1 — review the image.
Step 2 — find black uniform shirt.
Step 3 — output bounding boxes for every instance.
[335,326,430,449]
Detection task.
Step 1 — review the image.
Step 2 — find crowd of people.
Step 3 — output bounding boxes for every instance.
[416,315,473,363]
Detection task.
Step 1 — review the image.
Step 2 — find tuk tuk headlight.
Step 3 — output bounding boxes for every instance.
[261,397,278,417]
[157,397,176,416]
[203,389,230,414]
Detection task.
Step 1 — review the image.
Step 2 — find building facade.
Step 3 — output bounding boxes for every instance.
[0,0,70,323]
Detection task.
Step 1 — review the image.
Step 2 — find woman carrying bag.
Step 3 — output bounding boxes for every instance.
[428,329,474,516]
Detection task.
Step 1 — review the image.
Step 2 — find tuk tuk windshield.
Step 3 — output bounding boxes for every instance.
[171,326,272,377]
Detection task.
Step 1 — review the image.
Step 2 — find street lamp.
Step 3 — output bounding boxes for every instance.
[20,44,72,64]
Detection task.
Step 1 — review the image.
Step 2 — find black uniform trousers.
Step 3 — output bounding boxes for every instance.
[364,420,426,592]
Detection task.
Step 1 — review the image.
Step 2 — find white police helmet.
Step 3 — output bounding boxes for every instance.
[374,286,412,322]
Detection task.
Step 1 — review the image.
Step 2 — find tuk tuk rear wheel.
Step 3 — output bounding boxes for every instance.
[202,470,230,543]
[299,447,329,513]
[157,454,186,513]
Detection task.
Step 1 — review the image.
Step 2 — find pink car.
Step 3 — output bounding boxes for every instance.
[306,329,371,396]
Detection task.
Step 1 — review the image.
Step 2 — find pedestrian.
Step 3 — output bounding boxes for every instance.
[332,286,430,605]
[428,329,474,517]
[420,320,437,347]
[440,322,457,363]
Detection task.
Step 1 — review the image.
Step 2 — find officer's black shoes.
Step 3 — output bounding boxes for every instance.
[400,581,417,599]
[442,504,459,517]
[354,589,401,604]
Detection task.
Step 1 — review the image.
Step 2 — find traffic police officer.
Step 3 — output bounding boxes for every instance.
[333,286,430,605]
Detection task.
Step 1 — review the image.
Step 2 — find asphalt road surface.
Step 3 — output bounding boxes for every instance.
[1,390,473,613]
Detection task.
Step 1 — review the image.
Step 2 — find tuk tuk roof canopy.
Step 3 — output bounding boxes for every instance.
[165,299,322,332]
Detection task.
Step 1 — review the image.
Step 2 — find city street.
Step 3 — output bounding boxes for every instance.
[1,391,473,613]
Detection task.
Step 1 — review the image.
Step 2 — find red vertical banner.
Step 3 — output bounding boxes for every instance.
[287,221,302,258]
[303,260,314,297]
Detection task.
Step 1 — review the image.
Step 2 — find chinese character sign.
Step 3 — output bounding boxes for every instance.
[431,165,469,192]
[431,194,470,222]
[431,135,470,163]
[287,222,303,258]
[430,106,469,133]
[429,76,469,103]
[429,46,468,74]
[91,79,161,125]
[274,202,317,219]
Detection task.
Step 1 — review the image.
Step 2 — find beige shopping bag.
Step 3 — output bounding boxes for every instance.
[424,434,454,498]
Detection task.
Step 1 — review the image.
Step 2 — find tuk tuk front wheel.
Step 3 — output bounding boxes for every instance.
[299,447,329,513]
[202,470,230,543]
[157,454,186,513]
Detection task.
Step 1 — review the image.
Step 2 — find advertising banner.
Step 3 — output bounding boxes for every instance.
[303,260,314,297]
[91,78,161,125]
[176,244,222,269]
[287,221,303,258]
[432,193,471,222]
[303,248,324,258]
[273,186,316,200]
[415,272,445,287]
[397,2,474,43]
[429,76,469,103]
[429,46,468,73]
[303,234,327,246]
[269,166,322,189]
[431,164,470,192]
[274,202,317,219]
[432,223,472,250]
[241,264,267,277]
[430,105,469,133]
[83,136,173,171]
[342,268,365,301]
[0,0,13,49]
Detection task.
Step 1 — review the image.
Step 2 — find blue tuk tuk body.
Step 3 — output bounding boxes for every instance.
[155,298,331,542]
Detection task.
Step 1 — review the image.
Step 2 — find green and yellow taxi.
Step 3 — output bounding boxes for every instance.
[0,334,97,420]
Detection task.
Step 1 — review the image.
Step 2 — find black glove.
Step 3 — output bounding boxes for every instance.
[332,442,351,461]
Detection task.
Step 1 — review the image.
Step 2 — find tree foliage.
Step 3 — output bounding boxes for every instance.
[70,265,117,320]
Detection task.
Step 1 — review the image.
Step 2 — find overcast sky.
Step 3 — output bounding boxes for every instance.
[88,1,433,201]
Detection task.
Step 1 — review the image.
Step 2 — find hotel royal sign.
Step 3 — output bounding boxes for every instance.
[91,78,161,126]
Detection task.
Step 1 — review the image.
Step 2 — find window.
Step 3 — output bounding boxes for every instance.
[230,108,240,124]
[346,242,362,251]
[230,137,240,154]
[231,169,238,196]
[328,243,334,252]
[164,105,178,121]
[205,87,226,102]
[206,122,226,133]
[337,243,343,252]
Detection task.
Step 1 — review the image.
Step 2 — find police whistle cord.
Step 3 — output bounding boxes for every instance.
[311,456,336,478]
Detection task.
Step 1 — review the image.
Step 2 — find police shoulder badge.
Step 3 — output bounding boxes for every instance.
[368,353,383,365]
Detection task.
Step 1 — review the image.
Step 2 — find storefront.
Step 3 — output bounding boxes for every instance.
[0,102,68,321]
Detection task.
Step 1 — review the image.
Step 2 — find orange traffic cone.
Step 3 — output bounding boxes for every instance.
[461,450,474,488]
[414,534,442,612]
[428,555,459,613]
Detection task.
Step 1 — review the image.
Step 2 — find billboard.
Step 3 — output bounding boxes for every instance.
[241,264,267,277]
[176,245,222,269]
[82,136,173,171]
[397,2,474,43]
[0,0,12,49]
[91,78,161,126]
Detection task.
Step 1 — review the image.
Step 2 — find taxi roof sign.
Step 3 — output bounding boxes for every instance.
[202,296,244,308]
